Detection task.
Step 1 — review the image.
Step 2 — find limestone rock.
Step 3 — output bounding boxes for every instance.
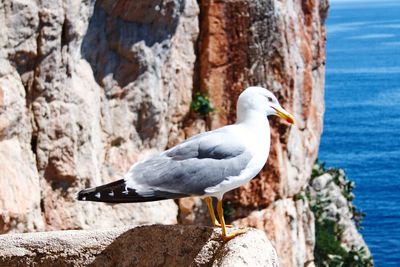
[232,198,315,267]
[308,171,371,257]
[0,0,199,232]
[311,173,332,192]
[0,138,43,233]
[0,225,279,267]
[0,66,44,233]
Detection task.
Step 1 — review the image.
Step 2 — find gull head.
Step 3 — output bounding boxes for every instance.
[237,86,295,124]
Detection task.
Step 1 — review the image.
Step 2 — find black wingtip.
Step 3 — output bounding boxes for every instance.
[76,179,125,203]
[77,191,83,201]
[77,179,189,203]
[76,188,91,201]
[75,179,161,203]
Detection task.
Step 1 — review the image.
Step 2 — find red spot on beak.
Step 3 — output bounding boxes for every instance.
[286,117,294,124]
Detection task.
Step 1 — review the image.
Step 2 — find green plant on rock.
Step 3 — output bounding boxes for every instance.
[309,194,331,220]
[191,93,214,116]
[313,210,372,267]
[311,160,327,178]
[222,200,235,220]
[294,192,306,201]
[353,210,366,230]
[310,161,373,267]
[314,219,348,267]
[343,246,373,267]
[311,160,365,231]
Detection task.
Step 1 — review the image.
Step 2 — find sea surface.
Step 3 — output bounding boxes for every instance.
[318,0,400,266]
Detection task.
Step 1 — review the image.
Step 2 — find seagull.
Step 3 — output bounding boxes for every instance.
[77,86,295,241]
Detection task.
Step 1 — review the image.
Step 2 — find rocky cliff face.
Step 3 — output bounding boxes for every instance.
[0,0,199,231]
[1,0,328,266]
[307,164,372,266]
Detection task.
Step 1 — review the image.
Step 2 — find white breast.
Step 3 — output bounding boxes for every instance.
[204,121,271,199]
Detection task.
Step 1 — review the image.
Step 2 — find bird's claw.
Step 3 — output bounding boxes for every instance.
[222,228,248,241]
[213,222,234,228]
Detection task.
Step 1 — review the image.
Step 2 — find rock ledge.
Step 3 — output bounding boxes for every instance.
[0,225,279,267]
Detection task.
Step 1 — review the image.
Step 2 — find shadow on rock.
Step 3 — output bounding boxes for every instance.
[89,225,219,267]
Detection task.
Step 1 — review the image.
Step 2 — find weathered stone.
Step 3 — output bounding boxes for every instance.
[311,173,333,191]
[232,198,315,267]
[0,0,199,232]
[0,69,44,233]
[179,197,212,227]
[0,225,279,267]
[308,172,371,257]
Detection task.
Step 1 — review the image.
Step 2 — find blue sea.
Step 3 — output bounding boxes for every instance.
[318,0,400,266]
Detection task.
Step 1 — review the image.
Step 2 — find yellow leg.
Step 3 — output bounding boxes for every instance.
[205,197,233,228]
[205,197,220,227]
[216,199,248,241]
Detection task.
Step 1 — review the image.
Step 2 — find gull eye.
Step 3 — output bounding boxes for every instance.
[267,96,273,102]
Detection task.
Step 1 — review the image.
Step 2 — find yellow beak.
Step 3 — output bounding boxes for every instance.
[273,106,296,124]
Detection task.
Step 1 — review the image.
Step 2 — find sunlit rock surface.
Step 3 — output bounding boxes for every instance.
[0,0,198,231]
[308,170,371,257]
[0,225,279,267]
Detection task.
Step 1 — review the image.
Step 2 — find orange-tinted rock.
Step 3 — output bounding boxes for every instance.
[233,198,315,267]
[198,0,327,207]
[198,0,250,129]
[188,1,328,265]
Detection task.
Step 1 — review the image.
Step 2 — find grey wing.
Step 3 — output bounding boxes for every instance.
[127,130,252,196]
